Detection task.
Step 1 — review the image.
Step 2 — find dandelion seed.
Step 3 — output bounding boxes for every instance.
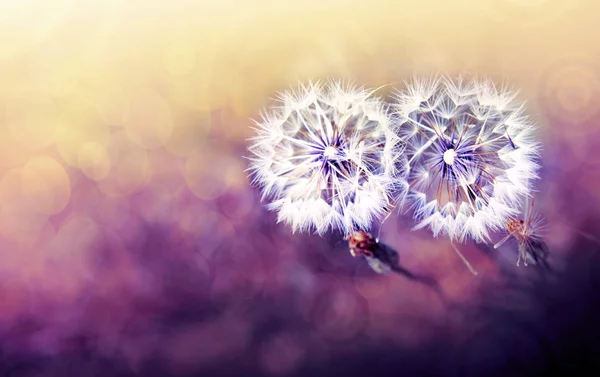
[394,76,541,243]
[494,198,549,267]
[247,81,405,235]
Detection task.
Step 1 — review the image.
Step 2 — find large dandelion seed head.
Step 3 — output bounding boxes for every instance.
[247,81,405,235]
[394,76,541,242]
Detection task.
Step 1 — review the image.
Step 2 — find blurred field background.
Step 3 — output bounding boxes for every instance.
[0,0,600,376]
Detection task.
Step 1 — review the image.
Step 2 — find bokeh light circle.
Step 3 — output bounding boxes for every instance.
[538,57,600,125]
[163,40,197,77]
[0,156,70,246]
[125,89,173,149]
[98,130,151,197]
[0,0,73,59]
[478,0,580,27]
[164,111,211,157]
[24,156,71,215]
[185,146,246,201]
[54,97,111,166]
[6,93,58,151]
[77,141,111,181]
[308,281,369,343]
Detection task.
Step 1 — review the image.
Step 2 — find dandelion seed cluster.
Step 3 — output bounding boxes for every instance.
[394,77,541,243]
[247,81,404,235]
[247,76,543,262]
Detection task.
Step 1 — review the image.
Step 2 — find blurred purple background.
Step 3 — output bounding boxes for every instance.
[1,1,600,376]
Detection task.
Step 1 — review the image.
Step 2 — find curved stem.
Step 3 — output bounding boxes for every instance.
[451,242,478,276]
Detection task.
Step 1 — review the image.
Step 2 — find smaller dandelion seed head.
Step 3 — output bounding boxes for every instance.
[394,75,541,242]
[247,80,407,235]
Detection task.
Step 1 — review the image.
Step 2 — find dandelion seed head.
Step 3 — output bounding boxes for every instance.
[248,81,405,235]
[394,76,541,242]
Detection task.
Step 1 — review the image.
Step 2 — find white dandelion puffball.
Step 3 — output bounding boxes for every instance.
[247,81,405,235]
[393,76,541,243]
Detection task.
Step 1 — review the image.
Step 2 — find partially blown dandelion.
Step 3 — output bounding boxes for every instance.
[247,81,405,235]
[394,77,541,243]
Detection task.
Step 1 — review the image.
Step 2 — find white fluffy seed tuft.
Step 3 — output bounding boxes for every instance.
[393,76,541,243]
[247,80,407,235]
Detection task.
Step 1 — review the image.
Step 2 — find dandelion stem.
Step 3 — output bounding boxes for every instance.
[450,242,478,275]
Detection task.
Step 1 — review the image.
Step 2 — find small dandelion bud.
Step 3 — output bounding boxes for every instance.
[247,81,405,235]
[393,76,541,243]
